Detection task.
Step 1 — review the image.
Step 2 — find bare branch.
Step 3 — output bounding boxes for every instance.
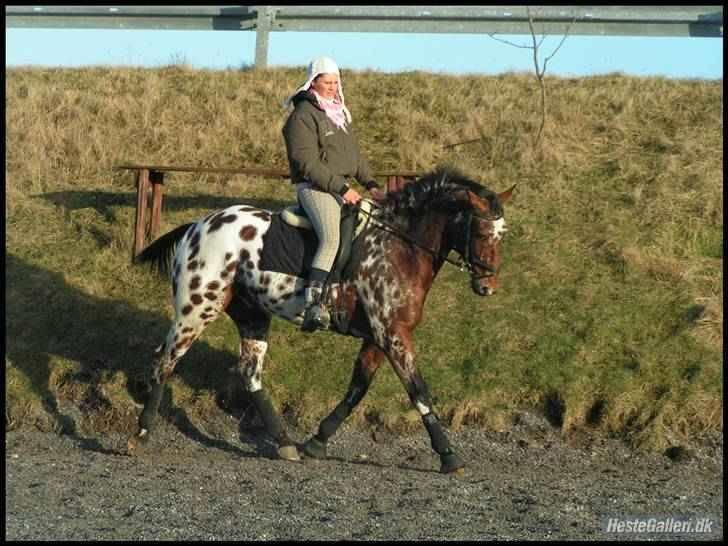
[487,6,576,155]
[542,15,577,73]
[526,7,547,148]
[526,8,542,78]
[487,33,532,49]
[441,137,483,150]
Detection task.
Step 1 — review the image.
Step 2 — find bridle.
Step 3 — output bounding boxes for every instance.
[353,202,500,282]
[459,210,500,280]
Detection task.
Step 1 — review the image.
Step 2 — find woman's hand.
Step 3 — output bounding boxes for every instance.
[369,187,386,202]
[364,180,386,203]
[342,188,362,205]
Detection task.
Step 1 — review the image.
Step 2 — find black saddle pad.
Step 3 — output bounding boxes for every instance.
[259,207,357,283]
[259,213,318,278]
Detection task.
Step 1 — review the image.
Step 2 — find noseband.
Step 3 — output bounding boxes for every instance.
[457,210,500,281]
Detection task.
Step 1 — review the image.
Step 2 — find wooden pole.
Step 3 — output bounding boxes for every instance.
[133,168,150,258]
[386,175,412,193]
[149,170,164,242]
[123,164,421,261]
[386,175,396,194]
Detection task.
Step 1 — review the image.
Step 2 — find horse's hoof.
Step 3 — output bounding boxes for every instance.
[277,445,301,462]
[440,452,465,474]
[302,437,327,459]
[127,429,149,454]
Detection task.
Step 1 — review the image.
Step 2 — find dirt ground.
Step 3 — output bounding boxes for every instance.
[5,411,723,541]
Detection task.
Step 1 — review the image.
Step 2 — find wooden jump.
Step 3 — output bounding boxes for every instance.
[115,164,419,260]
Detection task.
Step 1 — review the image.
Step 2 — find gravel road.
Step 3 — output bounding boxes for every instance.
[5,413,722,541]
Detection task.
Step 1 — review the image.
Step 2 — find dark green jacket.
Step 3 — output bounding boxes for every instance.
[283,91,372,194]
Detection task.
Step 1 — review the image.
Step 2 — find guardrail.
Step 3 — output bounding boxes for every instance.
[6,6,723,68]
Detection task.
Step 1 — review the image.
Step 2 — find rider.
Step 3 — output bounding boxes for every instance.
[283,56,384,332]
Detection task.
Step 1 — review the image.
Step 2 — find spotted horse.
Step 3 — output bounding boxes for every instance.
[128,166,514,474]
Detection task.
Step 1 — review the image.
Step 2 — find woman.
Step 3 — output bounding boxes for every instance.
[283,56,384,332]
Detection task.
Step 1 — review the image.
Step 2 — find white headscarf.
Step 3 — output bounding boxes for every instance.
[283,56,352,124]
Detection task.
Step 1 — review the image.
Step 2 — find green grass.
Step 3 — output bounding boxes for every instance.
[5,66,722,452]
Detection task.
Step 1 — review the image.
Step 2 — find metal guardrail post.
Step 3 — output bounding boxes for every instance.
[254,6,275,69]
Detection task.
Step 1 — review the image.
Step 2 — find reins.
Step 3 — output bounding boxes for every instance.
[351,200,498,278]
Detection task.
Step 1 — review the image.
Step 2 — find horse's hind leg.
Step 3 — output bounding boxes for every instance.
[128,297,224,452]
[127,341,174,451]
[226,300,299,461]
[303,341,384,459]
[127,329,186,452]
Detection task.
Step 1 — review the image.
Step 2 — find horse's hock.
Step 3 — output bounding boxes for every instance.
[116,164,419,260]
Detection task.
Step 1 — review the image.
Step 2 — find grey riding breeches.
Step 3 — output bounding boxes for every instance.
[296,184,343,274]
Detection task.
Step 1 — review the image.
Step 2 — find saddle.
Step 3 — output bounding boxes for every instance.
[259,200,375,284]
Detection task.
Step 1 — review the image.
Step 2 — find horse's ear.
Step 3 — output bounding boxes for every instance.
[497,184,516,204]
[464,190,489,212]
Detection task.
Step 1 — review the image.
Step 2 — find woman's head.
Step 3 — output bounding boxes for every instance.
[284,56,349,114]
[311,73,339,100]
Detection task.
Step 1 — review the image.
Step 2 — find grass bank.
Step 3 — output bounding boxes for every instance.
[5,65,722,453]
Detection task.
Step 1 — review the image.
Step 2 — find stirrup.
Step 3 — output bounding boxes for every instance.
[301,303,330,332]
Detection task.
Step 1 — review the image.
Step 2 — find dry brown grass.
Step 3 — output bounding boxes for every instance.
[5,65,723,451]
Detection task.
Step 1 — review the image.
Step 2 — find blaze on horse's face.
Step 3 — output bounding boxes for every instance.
[465,185,515,297]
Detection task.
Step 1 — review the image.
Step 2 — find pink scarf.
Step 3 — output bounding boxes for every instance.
[311,90,349,133]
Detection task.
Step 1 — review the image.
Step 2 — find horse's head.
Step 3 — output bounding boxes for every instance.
[451,184,515,297]
[379,167,515,297]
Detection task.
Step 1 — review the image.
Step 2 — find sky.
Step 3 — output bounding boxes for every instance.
[5,27,723,80]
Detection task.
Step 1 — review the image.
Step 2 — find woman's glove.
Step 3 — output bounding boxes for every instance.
[365,180,386,202]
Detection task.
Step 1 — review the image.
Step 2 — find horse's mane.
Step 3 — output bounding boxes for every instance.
[378,166,499,225]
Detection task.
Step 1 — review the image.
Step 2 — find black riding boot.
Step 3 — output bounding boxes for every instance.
[301,268,331,332]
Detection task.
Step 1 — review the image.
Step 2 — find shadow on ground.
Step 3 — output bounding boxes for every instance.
[5,252,283,458]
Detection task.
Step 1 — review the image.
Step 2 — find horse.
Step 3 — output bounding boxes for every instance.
[127,166,514,474]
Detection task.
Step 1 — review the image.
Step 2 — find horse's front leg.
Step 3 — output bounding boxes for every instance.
[303,341,384,459]
[384,329,465,474]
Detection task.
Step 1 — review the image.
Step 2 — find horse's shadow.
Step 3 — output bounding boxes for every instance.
[5,253,281,459]
[36,190,293,225]
[323,454,439,475]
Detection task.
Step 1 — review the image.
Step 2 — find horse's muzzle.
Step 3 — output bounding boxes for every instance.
[472,280,495,297]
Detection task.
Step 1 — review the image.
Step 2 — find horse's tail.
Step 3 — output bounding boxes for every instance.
[134,222,195,276]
